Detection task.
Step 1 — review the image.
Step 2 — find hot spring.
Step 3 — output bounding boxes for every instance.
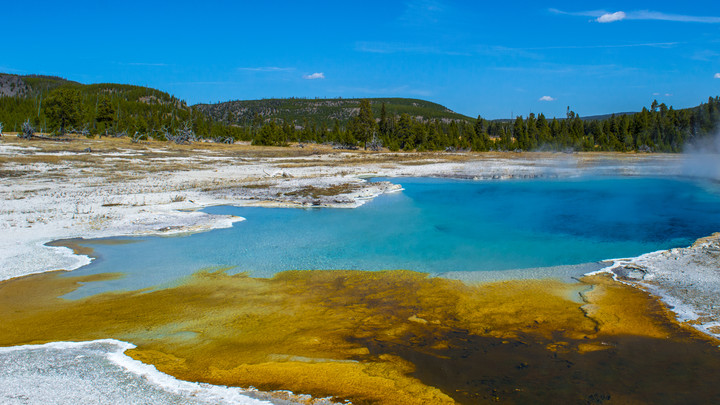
[59,176,720,298]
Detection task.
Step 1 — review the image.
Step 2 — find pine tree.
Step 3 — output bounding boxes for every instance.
[396,114,413,150]
[355,99,375,150]
[526,113,538,150]
[379,102,388,136]
[44,87,82,135]
[513,116,526,150]
[96,96,115,134]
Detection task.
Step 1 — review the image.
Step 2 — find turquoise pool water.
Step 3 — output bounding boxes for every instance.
[63,177,720,298]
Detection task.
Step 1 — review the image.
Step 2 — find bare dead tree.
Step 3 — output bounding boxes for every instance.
[130,131,146,143]
[111,130,127,138]
[157,126,171,142]
[20,120,35,139]
[148,127,166,141]
[166,121,197,144]
[77,124,90,137]
[444,146,471,153]
[64,124,90,137]
[17,119,72,142]
[367,133,383,151]
[212,136,234,144]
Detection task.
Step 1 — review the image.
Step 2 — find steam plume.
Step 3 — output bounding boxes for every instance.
[682,132,720,181]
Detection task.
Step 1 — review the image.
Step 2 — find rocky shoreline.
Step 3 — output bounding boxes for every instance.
[594,233,720,339]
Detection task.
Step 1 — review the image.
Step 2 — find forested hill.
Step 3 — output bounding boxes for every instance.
[1,72,719,152]
[0,74,72,97]
[0,73,202,136]
[192,98,472,127]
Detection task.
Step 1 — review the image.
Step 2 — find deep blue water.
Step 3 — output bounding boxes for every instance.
[63,177,720,298]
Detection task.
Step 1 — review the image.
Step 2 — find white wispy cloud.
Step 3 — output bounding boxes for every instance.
[520,42,680,50]
[355,41,470,56]
[630,10,720,23]
[124,62,168,67]
[399,0,447,26]
[539,96,556,102]
[691,50,720,61]
[303,72,325,80]
[494,63,638,77]
[238,67,294,72]
[331,85,432,98]
[549,8,605,18]
[167,81,241,85]
[359,40,677,59]
[715,73,720,79]
[597,11,626,23]
[356,41,435,54]
[551,8,720,23]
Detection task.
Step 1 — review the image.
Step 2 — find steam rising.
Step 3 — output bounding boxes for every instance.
[682,132,720,181]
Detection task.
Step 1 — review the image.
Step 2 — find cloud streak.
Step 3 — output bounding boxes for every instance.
[519,42,680,50]
[355,41,470,56]
[539,96,555,102]
[303,72,325,80]
[551,8,720,23]
[493,63,638,77]
[629,10,720,23]
[331,85,432,98]
[715,73,720,79]
[398,0,447,27]
[124,62,168,67]
[597,11,626,23]
[238,67,294,72]
[357,40,678,58]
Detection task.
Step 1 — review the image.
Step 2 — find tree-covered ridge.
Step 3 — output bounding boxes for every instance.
[0,74,221,139]
[0,74,78,99]
[0,73,718,152]
[252,97,720,152]
[193,97,472,128]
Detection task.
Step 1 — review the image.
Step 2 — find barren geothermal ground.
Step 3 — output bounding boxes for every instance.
[1,134,720,404]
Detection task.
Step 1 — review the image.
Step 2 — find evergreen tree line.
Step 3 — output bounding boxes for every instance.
[494,98,720,152]
[1,81,718,152]
[252,97,720,152]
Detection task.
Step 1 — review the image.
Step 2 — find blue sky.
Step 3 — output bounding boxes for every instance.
[2,1,720,118]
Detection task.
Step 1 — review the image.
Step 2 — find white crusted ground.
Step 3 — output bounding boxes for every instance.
[595,233,720,339]
[4,135,717,341]
[1,136,719,404]
[0,137,687,282]
[0,339,338,405]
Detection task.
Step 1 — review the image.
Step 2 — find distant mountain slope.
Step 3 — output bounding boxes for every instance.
[0,73,181,105]
[491,111,638,123]
[0,73,196,134]
[580,112,637,121]
[192,97,473,126]
[0,74,79,98]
